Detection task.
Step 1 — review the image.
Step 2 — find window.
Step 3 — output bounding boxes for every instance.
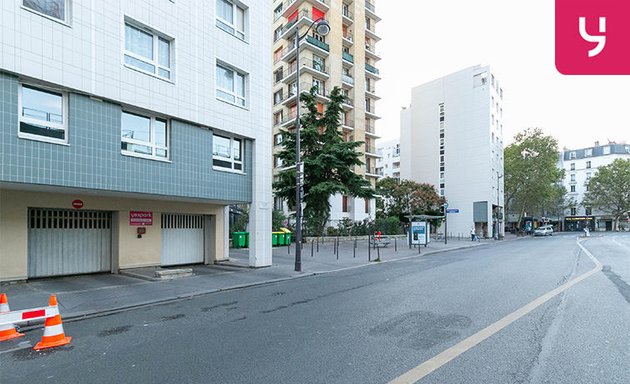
[570,207,577,216]
[19,84,67,143]
[274,133,283,146]
[570,185,576,192]
[603,146,611,155]
[216,0,246,40]
[274,197,284,211]
[273,90,283,105]
[274,26,283,42]
[569,151,576,159]
[273,4,283,20]
[213,135,243,171]
[586,161,591,169]
[585,207,592,216]
[216,63,246,107]
[364,199,369,214]
[124,22,172,80]
[274,111,283,126]
[586,172,591,180]
[23,0,68,23]
[570,174,576,182]
[570,163,575,171]
[121,111,168,159]
[584,148,593,157]
[342,196,349,213]
[274,155,283,168]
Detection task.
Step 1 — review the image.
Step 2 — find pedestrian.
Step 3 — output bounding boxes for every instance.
[470,227,476,242]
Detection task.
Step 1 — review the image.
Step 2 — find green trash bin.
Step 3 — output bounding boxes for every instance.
[277,232,286,246]
[232,232,247,248]
[285,233,292,245]
[272,232,279,247]
[244,232,249,248]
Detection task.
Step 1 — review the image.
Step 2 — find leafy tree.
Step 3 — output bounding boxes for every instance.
[273,86,374,236]
[504,128,565,226]
[376,177,445,221]
[583,159,630,231]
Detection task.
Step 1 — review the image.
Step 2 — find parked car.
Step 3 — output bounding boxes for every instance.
[534,225,553,236]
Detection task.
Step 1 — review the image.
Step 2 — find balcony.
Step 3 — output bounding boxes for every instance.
[365,104,380,119]
[364,0,381,21]
[342,51,354,64]
[365,84,380,100]
[365,24,381,41]
[275,36,329,65]
[365,63,381,79]
[342,8,353,25]
[282,0,330,19]
[365,121,379,138]
[365,44,381,61]
[342,119,354,131]
[342,74,354,87]
[342,33,354,46]
[305,36,330,53]
[342,96,354,110]
[282,82,330,107]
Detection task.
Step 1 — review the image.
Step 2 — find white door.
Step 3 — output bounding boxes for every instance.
[161,214,205,266]
[28,209,112,278]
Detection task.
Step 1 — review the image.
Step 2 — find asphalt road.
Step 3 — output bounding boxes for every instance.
[2,233,629,384]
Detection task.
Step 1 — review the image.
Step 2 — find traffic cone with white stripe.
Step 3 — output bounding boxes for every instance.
[0,293,25,342]
[33,295,71,350]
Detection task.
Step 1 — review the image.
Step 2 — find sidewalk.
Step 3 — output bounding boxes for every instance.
[0,236,492,327]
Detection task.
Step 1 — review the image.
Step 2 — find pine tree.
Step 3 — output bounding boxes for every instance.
[273,86,374,235]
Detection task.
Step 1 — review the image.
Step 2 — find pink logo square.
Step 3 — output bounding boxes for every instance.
[556,0,630,75]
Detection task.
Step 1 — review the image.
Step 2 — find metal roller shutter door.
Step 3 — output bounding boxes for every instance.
[161,213,205,266]
[28,209,112,278]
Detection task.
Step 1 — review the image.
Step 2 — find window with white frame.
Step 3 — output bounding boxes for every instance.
[216,0,246,40]
[124,22,172,80]
[584,148,593,157]
[570,174,576,182]
[19,84,67,142]
[216,63,247,107]
[121,111,168,159]
[23,0,69,23]
[603,146,611,155]
[213,135,243,171]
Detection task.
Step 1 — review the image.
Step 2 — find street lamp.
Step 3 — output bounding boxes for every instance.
[294,17,330,272]
[496,172,503,240]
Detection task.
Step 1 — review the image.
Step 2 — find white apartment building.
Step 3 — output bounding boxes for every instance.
[376,138,400,179]
[400,65,505,238]
[0,0,272,281]
[561,142,630,231]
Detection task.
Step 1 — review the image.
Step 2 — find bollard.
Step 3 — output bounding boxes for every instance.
[311,240,314,257]
[368,238,371,262]
[376,245,380,262]
[418,243,421,254]
[288,241,290,255]
[353,238,357,258]
[395,237,397,252]
[317,237,319,253]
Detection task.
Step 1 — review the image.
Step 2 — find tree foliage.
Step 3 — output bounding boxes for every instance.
[583,159,630,230]
[273,86,374,236]
[376,177,445,220]
[504,128,565,223]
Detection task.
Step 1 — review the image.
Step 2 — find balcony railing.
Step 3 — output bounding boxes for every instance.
[342,74,354,85]
[365,63,380,75]
[365,0,375,13]
[342,51,354,63]
[342,8,354,20]
[365,122,376,134]
[305,36,330,52]
[365,145,377,154]
[343,33,354,43]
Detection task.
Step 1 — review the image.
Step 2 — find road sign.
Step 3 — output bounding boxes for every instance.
[446,208,460,213]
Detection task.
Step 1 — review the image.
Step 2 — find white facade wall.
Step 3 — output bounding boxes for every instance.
[0,0,273,266]
[401,65,505,237]
[376,138,401,179]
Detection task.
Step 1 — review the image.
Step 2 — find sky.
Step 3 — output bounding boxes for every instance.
[375,0,630,150]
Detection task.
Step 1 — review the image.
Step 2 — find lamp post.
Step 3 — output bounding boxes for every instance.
[496,172,503,240]
[294,17,330,272]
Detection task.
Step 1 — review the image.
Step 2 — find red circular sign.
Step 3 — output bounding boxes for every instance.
[72,200,84,209]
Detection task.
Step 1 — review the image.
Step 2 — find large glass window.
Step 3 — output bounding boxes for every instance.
[124,22,172,80]
[19,84,67,142]
[216,0,246,40]
[23,0,68,23]
[121,111,168,159]
[216,64,246,107]
[213,135,243,171]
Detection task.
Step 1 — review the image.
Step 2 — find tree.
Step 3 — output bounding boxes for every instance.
[583,159,630,231]
[504,128,565,227]
[273,86,374,236]
[376,177,445,220]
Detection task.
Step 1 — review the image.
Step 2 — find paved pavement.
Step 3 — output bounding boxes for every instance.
[0,235,490,325]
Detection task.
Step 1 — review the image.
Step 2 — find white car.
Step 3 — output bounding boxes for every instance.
[534,225,553,236]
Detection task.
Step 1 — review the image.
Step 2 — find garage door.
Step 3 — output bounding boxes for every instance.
[161,214,205,266]
[28,209,112,278]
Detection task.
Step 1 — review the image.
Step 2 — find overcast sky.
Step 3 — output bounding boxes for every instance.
[375,0,630,149]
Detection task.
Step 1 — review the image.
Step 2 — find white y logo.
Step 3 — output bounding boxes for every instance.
[579,17,606,57]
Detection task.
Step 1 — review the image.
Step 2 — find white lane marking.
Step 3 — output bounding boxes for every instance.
[388,239,603,384]
[0,341,32,355]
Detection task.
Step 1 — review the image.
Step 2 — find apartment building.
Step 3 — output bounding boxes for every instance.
[376,138,400,180]
[0,0,272,281]
[401,65,505,238]
[560,142,630,231]
[271,0,381,226]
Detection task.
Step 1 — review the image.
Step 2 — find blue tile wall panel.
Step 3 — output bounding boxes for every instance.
[0,72,252,203]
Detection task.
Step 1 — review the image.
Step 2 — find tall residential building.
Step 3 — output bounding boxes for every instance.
[376,138,401,180]
[400,65,505,238]
[560,142,630,231]
[0,0,272,282]
[271,0,381,226]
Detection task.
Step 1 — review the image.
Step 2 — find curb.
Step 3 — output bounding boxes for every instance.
[18,242,487,331]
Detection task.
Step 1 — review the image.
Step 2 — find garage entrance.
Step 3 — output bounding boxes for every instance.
[161,213,205,266]
[28,208,112,278]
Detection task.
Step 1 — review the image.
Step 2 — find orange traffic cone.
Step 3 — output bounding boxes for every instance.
[33,295,71,350]
[0,293,25,342]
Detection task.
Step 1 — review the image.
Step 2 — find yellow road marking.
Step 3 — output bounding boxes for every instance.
[388,239,602,384]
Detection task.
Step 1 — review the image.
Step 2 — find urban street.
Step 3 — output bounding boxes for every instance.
[2,234,628,384]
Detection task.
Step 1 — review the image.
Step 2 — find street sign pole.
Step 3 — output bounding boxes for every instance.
[443,203,448,245]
